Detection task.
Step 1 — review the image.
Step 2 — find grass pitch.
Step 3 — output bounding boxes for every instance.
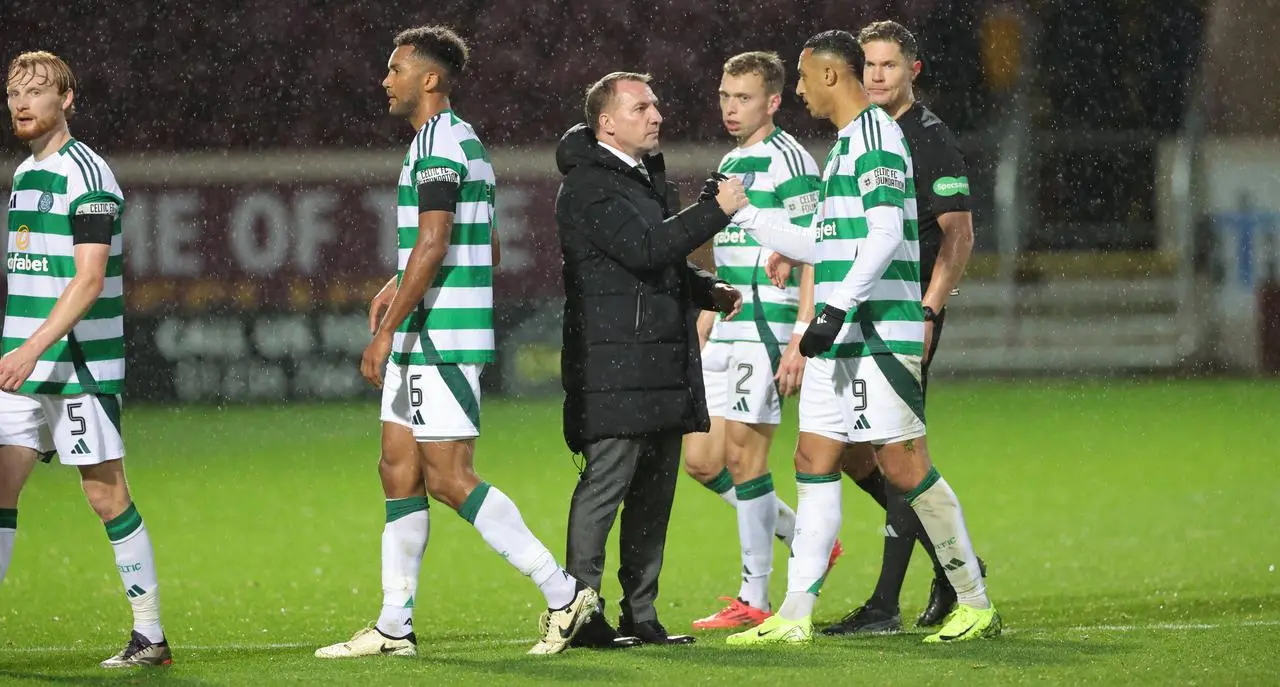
[2,378,1278,685]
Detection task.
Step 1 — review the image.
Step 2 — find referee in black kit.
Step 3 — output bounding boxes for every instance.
[823,20,982,636]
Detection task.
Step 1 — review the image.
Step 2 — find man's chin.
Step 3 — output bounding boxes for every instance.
[12,128,43,142]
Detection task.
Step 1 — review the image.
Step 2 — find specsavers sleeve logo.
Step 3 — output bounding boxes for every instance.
[932,176,970,197]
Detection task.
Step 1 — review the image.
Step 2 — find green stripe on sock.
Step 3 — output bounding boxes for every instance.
[735,473,776,501]
[385,496,429,523]
[704,468,735,495]
[104,503,142,542]
[905,466,941,504]
[806,573,828,595]
[457,482,491,524]
[0,508,16,529]
[795,472,841,484]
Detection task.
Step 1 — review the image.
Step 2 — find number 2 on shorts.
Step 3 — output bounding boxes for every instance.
[735,363,753,395]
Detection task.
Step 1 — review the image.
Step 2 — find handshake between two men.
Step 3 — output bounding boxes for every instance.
[704,172,843,360]
[701,173,750,321]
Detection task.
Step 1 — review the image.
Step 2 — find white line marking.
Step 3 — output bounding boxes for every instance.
[2,619,1278,654]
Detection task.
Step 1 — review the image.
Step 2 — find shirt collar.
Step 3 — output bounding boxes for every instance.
[597,140,642,170]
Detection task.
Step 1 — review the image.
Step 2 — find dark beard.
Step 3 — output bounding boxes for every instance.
[389,97,417,119]
[12,112,58,142]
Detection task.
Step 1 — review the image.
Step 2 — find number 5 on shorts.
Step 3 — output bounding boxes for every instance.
[67,402,87,436]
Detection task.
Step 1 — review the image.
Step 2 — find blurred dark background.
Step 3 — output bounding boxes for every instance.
[1,0,1206,151]
[10,0,1271,403]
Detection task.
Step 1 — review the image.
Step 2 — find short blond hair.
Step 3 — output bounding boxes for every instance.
[723,51,785,95]
[8,51,76,117]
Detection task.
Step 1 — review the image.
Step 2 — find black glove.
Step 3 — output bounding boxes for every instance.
[799,304,848,358]
[698,172,728,203]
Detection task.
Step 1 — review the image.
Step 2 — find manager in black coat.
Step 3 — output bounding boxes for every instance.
[554,71,748,648]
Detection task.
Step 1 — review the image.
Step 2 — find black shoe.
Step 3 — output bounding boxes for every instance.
[821,603,902,636]
[568,613,641,650]
[917,556,988,628]
[100,630,173,668]
[619,619,696,645]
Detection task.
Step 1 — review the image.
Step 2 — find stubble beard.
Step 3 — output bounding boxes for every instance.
[11,111,58,142]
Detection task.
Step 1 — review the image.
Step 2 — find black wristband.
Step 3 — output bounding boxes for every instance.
[922,305,937,322]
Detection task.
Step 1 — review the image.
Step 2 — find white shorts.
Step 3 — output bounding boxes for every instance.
[702,340,782,425]
[833,354,927,444]
[799,354,927,445]
[798,356,848,442]
[0,390,125,465]
[380,362,483,441]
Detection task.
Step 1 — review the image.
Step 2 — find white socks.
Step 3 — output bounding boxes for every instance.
[377,497,429,638]
[774,495,797,548]
[779,475,842,620]
[461,483,576,609]
[0,508,15,585]
[907,467,989,609]
[105,504,163,643]
[734,474,780,610]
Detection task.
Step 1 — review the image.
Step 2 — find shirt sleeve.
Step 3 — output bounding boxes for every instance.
[853,148,908,210]
[409,121,468,213]
[915,127,972,215]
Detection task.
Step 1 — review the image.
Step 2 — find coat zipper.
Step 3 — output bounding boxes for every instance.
[634,287,645,334]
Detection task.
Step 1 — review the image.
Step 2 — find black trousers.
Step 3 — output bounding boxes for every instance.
[565,431,682,625]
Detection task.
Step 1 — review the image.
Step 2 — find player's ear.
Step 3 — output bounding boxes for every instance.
[911,60,922,82]
[767,92,781,115]
[422,69,440,94]
[823,65,838,88]
[61,89,74,119]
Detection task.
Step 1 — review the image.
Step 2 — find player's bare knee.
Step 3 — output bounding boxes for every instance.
[794,434,842,476]
[682,454,720,484]
[424,471,468,511]
[0,445,39,506]
[840,443,877,481]
[725,443,767,483]
[378,453,423,498]
[78,463,131,522]
[422,443,479,510]
[876,437,932,491]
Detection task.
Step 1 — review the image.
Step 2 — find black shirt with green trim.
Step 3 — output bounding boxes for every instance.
[895,103,972,292]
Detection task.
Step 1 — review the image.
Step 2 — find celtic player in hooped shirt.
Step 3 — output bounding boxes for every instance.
[723,30,1000,646]
[1,51,172,669]
[316,26,596,660]
[684,50,845,632]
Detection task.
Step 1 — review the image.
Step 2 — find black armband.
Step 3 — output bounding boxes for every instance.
[415,166,462,213]
[417,181,458,212]
[72,211,115,245]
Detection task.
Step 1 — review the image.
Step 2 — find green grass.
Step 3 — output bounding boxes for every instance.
[2,378,1279,685]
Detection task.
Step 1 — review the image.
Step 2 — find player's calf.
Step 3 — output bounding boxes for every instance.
[0,445,38,586]
[82,462,168,653]
[879,439,993,618]
[683,417,732,502]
